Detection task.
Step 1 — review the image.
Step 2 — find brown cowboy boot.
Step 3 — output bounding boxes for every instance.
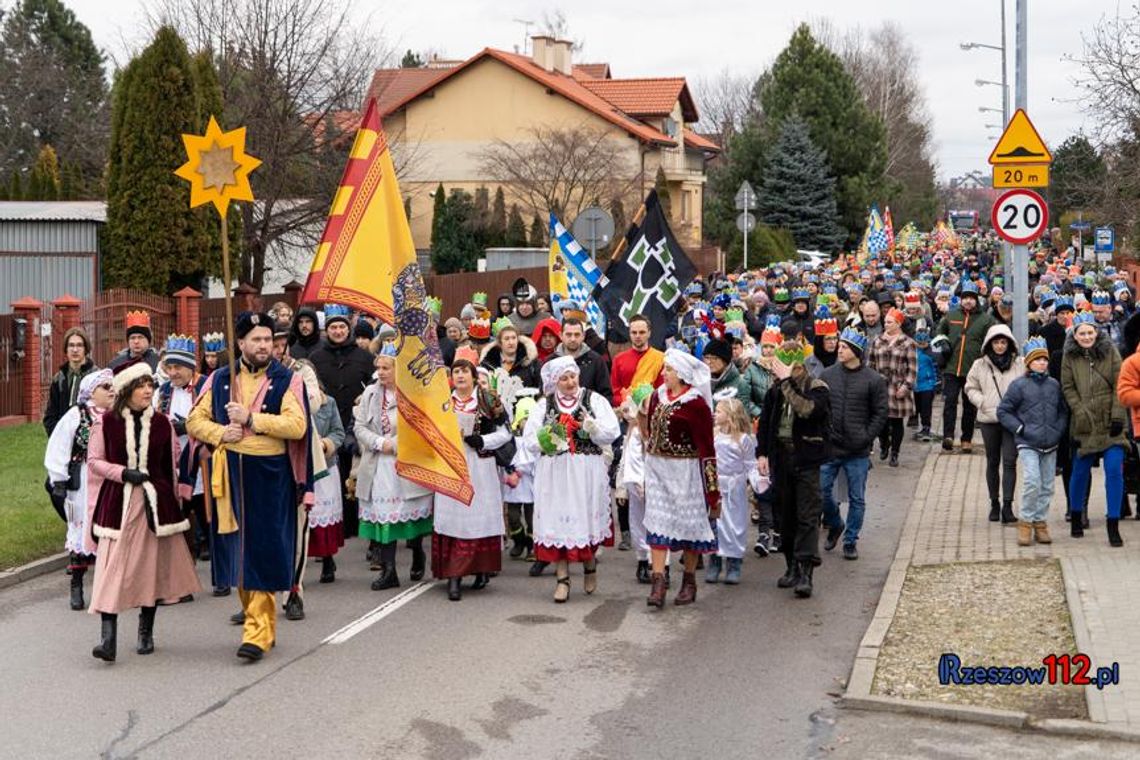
[646,572,667,608]
[673,571,698,606]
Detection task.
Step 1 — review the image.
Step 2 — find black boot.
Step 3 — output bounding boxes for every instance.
[284,591,305,621]
[1107,518,1124,547]
[470,573,489,590]
[1071,514,1084,538]
[777,554,799,588]
[137,606,155,655]
[320,556,336,583]
[409,541,426,581]
[69,567,86,611]
[1122,497,1134,519]
[1000,501,1016,524]
[371,563,400,590]
[92,613,117,662]
[988,500,1000,522]
[635,560,651,584]
[889,452,899,468]
[793,560,814,598]
[447,577,462,601]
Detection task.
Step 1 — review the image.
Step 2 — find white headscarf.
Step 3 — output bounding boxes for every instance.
[664,348,713,409]
[540,355,579,395]
[78,368,113,406]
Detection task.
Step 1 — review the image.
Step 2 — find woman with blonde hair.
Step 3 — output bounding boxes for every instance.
[706,396,756,585]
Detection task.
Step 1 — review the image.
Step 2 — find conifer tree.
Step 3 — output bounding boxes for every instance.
[529,214,545,247]
[505,203,528,247]
[759,115,844,252]
[489,186,507,247]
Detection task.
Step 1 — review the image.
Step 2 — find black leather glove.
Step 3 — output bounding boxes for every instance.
[463,434,484,450]
[172,419,187,437]
[1111,420,1125,437]
[51,481,68,500]
[122,469,148,485]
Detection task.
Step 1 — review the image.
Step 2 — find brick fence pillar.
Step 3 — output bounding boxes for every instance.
[234,282,261,315]
[282,280,303,311]
[50,294,82,371]
[173,287,203,359]
[11,296,45,423]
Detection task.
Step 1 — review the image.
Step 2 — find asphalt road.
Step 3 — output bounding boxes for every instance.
[2,437,1134,759]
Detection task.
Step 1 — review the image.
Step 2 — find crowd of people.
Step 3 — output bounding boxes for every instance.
[40,232,1140,664]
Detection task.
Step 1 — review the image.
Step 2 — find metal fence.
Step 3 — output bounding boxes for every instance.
[78,289,176,367]
[0,313,25,418]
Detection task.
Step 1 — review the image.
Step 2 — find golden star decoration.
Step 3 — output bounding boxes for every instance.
[174,115,261,215]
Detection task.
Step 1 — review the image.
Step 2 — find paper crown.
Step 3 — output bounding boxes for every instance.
[959,281,979,296]
[839,327,869,355]
[1071,311,1097,328]
[725,308,744,324]
[1105,266,1117,275]
[452,346,480,367]
[814,305,838,337]
[685,282,704,296]
[822,285,838,295]
[125,310,151,329]
[467,317,491,340]
[425,296,442,317]
[162,333,196,355]
[378,341,399,358]
[1054,295,1075,312]
[790,287,811,301]
[1023,336,1049,363]
[1091,290,1113,306]
[491,316,514,337]
[773,287,790,303]
[202,332,226,353]
[711,293,733,310]
[324,303,352,322]
[471,291,489,307]
[914,329,930,344]
[904,290,922,305]
[761,315,783,346]
[775,343,805,366]
[1115,280,1131,293]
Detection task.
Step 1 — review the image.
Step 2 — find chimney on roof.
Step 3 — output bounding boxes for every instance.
[531,35,572,75]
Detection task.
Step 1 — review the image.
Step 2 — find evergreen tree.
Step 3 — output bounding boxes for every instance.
[0,0,110,193]
[529,214,546,247]
[1049,134,1106,218]
[489,186,507,247]
[505,203,528,247]
[654,167,672,221]
[704,120,768,255]
[431,189,482,274]
[471,185,491,247]
[8,170,24,200]
[27,143,60,200]
[401,49,424,68]
[430,183,447,250]
[759,115,844,252]
[59,160,77,200]
[758,24,887,246]
[104,26,216,293]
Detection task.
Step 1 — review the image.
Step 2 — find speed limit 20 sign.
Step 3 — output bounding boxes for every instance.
[991,188,1049,244]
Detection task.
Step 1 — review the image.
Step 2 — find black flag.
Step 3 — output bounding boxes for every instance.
[592,189,696,349]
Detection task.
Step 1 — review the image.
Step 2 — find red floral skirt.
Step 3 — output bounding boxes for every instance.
[307,522,345,558]
[431,533,502,579]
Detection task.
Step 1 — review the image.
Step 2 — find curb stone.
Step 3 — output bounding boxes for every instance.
[0,552,68,591]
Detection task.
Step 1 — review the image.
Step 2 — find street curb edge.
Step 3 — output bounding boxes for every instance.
[0,552,69,591]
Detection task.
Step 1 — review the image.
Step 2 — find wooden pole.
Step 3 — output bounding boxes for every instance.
[220,212,237,400]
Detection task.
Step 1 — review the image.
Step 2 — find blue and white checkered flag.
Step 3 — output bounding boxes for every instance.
[549,213,607,337]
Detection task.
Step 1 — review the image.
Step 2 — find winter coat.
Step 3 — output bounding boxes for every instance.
[289,306,322,360]
[964,324,1025,424]
[1115,345,1140,435]
[711,363,759,418]
[531,318,562,364]
[915,348,938,393]
[756,369,831,469]
[43,358,97,435]
[869,330,917,419]
[819,361,889,459]
[308,337,376,431]
[738,358,773,417]
[935,305,995,377]
[548,343,613,403]
[998,373,1069,451]
[107,347,160,372]
[1060,330,1128,455]
[480,335,541,390]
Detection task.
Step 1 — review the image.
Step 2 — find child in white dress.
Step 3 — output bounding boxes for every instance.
[707,397,757,585]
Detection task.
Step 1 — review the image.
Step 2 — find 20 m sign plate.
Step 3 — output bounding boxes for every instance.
[991,188,1049,245]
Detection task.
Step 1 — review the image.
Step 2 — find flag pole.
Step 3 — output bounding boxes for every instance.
[220,213,237,401]
[606,199,648,264]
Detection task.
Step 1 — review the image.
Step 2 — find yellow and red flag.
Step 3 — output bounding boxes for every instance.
[302,100,472,504]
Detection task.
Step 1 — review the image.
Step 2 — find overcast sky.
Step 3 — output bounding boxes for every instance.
[59,0,1123,182]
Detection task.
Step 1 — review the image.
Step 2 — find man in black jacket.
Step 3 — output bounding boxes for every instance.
[756,343,831,599]
[289,306,322,360]
[818,328,889,561]
[545,318,612,403]
[44,327,97,435]
[309,305,375,538]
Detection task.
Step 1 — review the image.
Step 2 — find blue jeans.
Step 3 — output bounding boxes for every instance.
[1017,448,1057,523]
[1070,445,1125,518]
[821,456,870,547]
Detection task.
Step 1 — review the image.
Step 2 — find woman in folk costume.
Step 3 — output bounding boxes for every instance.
[87,361,200,662]
[298,361,345,583]
[523,356,621,602]
[641,349,721,608]
[432,346,512,601]
[355,343,433,590]
[45,368,115,610]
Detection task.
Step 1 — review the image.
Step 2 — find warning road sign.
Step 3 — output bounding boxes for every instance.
[988,109,1053,165]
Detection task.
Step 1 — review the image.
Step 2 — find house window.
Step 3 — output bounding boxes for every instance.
[663,117,678,137]
[681,190,691,221]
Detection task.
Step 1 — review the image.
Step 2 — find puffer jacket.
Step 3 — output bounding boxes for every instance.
[289,306,322,360]
[936,304,994,377]
[998,372,1069,451]
[1061,330,1127,454]
[711,363,759,418]
[480,335,541,390]
[964,324,1024,424]
[818,360,889,459]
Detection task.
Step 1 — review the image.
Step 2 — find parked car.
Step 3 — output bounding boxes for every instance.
[796,250,832,270]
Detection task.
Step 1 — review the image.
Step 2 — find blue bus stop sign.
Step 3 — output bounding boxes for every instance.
[1095,227,1115,253]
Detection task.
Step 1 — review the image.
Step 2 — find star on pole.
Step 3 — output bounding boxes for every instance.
[175,115,261,215]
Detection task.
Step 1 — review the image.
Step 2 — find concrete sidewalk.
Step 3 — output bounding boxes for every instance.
[847,427,1140,734]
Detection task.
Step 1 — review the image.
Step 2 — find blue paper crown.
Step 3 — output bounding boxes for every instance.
[1091,290,1113,306]
[163,334,196,355]
[1023,336,1048,355]
[914,329,931,344]
[684,282,704,296]
[1053,295,1075,311]
[324,303,352,319]
[378,341,398,358]
[791,287,811,301]
[959,280,979,296]
[1115,280,1130,292]
[839,327,868,354]
[765,314,783,330]
[202,332,225,353]
[846,283,864,294]
[711,293,733,310]
[1105,266,1117,275]
[1072,311,1097,328]
[814,304,832,320]
[822,285,838,295]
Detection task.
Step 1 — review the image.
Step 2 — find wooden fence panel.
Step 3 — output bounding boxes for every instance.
[423,266,549,321]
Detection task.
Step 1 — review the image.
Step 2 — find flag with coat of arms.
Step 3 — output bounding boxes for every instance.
[548,213,607,336]
[865,204,889,257]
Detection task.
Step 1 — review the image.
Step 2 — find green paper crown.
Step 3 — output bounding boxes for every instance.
[492,316,513,337]
[775,344,805,366]
[725,308,744,323]
[472,291,488,307]
[425,296,442,317]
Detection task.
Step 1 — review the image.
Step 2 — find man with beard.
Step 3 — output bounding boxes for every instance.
[547,316,612,403]
[610,315,665,405]
[289,306,322,360]
[309,304,375,540]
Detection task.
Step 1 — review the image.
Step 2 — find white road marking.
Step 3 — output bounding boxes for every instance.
[321,580,437,645]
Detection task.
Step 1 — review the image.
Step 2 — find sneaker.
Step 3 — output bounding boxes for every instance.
[824,521,845,551]
[942,437,954,452]
[753,532,771,558]
[617,531,632,551]
[769,531,782,553]
[842,543,858,560]
[960,441,973,454]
